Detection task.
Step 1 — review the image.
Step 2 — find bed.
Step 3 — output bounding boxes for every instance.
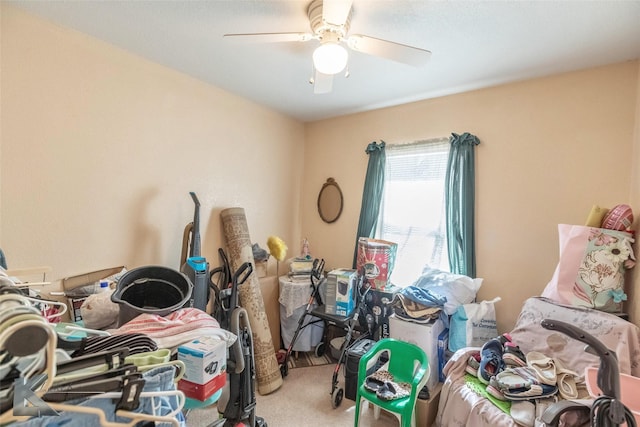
[435,297,640,426]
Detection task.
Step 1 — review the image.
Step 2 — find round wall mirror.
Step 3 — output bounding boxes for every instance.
[317,178,343,224]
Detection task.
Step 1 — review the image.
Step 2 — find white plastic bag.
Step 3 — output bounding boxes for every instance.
[448,297,501,352]
[408,267,483,315]
[80,290,119,329]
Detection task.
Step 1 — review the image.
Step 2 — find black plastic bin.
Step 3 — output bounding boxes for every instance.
[111,265,193,326]
[344,338,379,401]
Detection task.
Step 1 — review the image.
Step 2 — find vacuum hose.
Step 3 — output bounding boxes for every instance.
[591,396,637,427]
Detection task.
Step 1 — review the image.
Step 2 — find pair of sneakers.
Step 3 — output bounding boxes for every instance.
[466,333,527,381]
[478,337,506,384]
[477,333,527,383]
[363,369,411,401]
[465,334,511,376]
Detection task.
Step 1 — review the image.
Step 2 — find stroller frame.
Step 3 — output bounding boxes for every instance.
[280,258,372,408]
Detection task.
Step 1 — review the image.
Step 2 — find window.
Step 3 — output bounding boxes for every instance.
[376,138,450,287]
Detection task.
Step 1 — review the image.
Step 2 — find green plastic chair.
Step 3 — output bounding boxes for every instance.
[354,338,429,427]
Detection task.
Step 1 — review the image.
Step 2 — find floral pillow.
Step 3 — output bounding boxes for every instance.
[541,224,636,312]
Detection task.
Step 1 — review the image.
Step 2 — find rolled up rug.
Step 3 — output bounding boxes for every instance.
[221,207,283,395]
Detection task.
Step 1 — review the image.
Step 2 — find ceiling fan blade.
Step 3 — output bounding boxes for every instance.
[313,71,333,94]
[347,34,431,66]
[223,32,313,43]
[322,0,353,26]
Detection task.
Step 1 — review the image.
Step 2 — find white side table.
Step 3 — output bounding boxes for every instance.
[278,276,324,352]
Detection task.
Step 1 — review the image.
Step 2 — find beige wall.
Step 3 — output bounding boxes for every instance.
[303,61,640,332]
[2,4,639,333]
[0,6,305,283]
[627,64,640,325]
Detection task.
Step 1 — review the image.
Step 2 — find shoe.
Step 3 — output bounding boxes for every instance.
[511,400,536,427]
[503,342,527,367]
[468,352,481,369]
[364,369,394,392]
[376,381,410,401]
[553,358,578,400]
[496,333,512,346]
[478,339,505,384]
[494,367,537,391]
[503,384,558,400]
[465,351,481,376]
[465,364,478,376]
[526,351,556,386]
[487,377,507,401]
[486,383,507,401]
[418,385,430,400]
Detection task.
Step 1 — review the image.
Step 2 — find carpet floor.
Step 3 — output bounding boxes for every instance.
[185,363,398,426]
[286,349,333,369]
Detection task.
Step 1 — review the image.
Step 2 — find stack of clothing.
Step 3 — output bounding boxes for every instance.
[391,292,441,323]
[390,267,482,323]
[108,307,237,352]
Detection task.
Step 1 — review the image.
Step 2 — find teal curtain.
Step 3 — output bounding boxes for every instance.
[352,141,386,268]
[445,133,480,277]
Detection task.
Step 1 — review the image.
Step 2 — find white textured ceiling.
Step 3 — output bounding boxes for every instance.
[8,0,640,122]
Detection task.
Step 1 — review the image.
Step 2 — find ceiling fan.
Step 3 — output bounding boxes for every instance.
[223,0,431,94]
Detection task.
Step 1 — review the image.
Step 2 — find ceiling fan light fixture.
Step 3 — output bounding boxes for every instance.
[312,41,348,75]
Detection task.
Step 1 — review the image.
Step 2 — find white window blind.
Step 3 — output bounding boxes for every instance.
[377,137,450,287]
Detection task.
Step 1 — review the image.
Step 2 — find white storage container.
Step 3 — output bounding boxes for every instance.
[389,314,445,390]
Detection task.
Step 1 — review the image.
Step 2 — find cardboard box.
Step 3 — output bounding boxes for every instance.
[335,269,357,316]
[323,274,336,315]
[389,315,445,390]
[61,266,125,322]
[325,268,357,316]
[416,382,442,427]
[437,328,449,383]
[254,260,268,278]
[178,374,225,401]
[259,276,281,350]
[365,286,399,339]
[356,238,397,291]
[177,337,226,385]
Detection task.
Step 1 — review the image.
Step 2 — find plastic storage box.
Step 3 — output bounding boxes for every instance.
[389,315,445,390]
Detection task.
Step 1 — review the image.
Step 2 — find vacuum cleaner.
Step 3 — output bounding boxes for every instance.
[180,192,210,312]
[540,319,637,427]
[209,252,267,427]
